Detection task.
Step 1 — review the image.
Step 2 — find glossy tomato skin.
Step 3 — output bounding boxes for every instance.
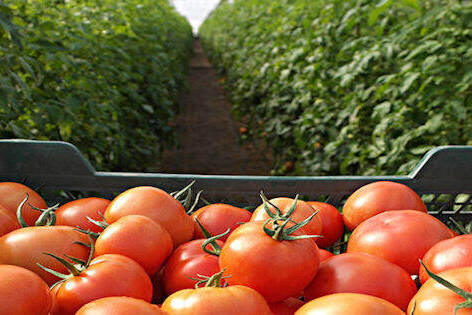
[307,201,344,248]
[191,203,251,241]
[342,181,427,230]
[0,182,47,226]
[408,267,472,315]
[251,197,322,237]
[304,253,416,311]
[76,297,166,315]
[0,204,20,237]
[162,238,224,296]
[319,249,334,262]
[347,210,452,275]
[220,221,320,302]
[269,297,304,315]
[296,293,405,315]
[52,254,153,315]
[0,226,90,286]
[94,215,173,275]
[105,186,194,247]
[162,285,272,315]
[419,235,472,284]
[56,197,110,233]
[0,265,52,315]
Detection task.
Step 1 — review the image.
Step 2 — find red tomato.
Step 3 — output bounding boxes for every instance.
[76,297,166,315]
[307,201,344,248]
[220,221,320,302]
[251,197,322,237]
[94,215,173,275]
[191,203,251,241]
[0,182,47,226]
[0,204,20,237]
[162,238,224,296]
[105,186,194,247]
[0,226,90,286]
[303,253,417,311]
[342,181,427,230]
[0,265,52,315]
[56,197,110,233]
[269,297,304,315]
[419,235,472,284]
[296,293,405,315]
[52,254,153,315]
[408,267,472,315]
[347,210,452,274]
[319,249,335,262]
[162,285,272,314]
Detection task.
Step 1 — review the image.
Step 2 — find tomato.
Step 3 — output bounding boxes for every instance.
[219,221,320,302]
[347,210,452,274]
[162,238,224,296]
[307,201,344,248]
[342,181,427,230]
[191,203,251,241]
[419,235,472,284]
[303,252,416,311]
[105,186,194,247]
[0,265,52,315]
[162,285,272,314]
[319,249,334,262]
[56,197,110,233]
[269,297,304,315]
[76,297,166,315]
[0,182,47,226]
[52,254,153,315]
[0,204,20,237]
[251,197,322,237]
[94,215,173,275]
[296,293,405,315]
[408,267,472,315]
[0,226,90,286]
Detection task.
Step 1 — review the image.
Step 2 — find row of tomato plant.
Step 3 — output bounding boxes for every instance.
[200,0,472,176]
[0,0,193,171]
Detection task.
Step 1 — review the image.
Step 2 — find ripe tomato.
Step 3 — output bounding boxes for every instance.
[296,293,405,315]
[0,226,90,286]
[0,265,52,315]
[76,297,166,315]
[162,238,224,296]
[419,235,472,284]
[56,197,110,233]
[94,215,173,275]
[307,201,344,248]
[303,252,416,311]
[0,204,20,237]
[251,197,322,237]
[269,297,304,315]
[191,203,251,241]
[347,210,452,274]
[105,186,194,247]
[342,181,427,230]
[220,221,320,302]
[0,182,47,226]
[162,285,272,314]
[52,254,153,315]
[319,249,334,262]
[408,267,472,315]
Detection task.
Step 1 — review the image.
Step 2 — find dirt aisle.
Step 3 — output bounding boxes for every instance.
[159,39,272,175]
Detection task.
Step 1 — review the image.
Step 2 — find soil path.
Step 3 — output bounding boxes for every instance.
[159,39,272,175]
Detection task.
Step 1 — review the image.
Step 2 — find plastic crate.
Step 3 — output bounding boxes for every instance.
[0,139,471,222]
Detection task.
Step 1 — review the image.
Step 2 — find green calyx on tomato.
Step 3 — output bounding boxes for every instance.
[189,270,229,288]
[75,214,109,240]
[17,194,59,227]
[195,218,230,256]
[418,259,472,314]
[260,192,321,241]
[170,181,208,214]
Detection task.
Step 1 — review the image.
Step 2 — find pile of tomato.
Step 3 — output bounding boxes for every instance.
[0,180,470,314]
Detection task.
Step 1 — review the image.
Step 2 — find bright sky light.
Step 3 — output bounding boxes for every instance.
[170,0,222,33]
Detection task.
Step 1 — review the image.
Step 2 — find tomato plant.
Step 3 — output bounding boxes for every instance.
[307,201,343,248]
[76,297,165,315]
[0,204,20,237]
[269,297,304,315]
[56,197,110,233]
